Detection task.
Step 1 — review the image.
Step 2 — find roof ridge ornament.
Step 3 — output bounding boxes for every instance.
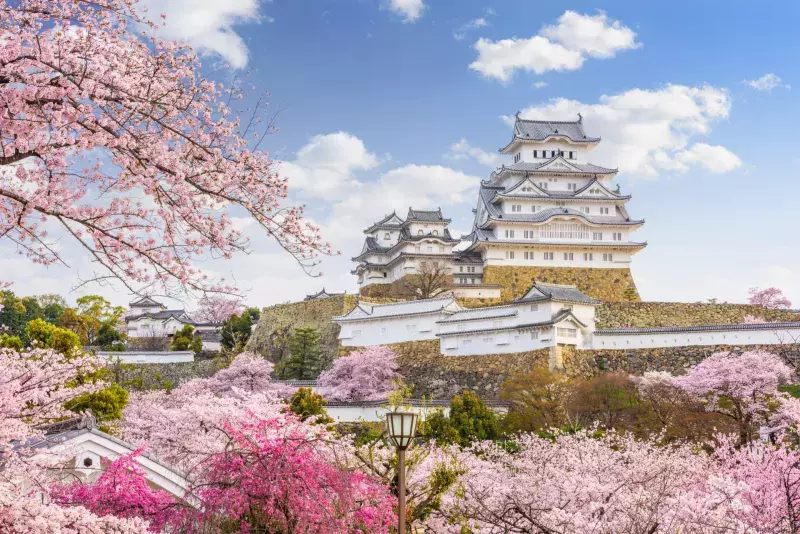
[78,410,97,430]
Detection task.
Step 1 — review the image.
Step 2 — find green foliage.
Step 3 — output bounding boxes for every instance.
[0,334,23,350]
[221,308,259,352]
[286,387,332,424]
[41,302,66,324]
[275,328,326,380]
[76,295,125,345]
[25,318,81,354]
[421,390,500,447]
[64,383,129,422]
[388,378,413,410]
[780,384,800,398]
[56,307,89,344]
[171,324,202,355]
[96,322,126,351]
[0,290,28,338]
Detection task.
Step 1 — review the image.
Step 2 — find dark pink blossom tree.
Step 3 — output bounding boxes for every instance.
[0,0,330,298]
[748,287,793,310]
[317,346,401,402]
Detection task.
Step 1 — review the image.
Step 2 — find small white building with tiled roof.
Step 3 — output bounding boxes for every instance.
[125,296,220,348]
[463,113,647,270]
[353,207,459,290]
[334,282,601,355]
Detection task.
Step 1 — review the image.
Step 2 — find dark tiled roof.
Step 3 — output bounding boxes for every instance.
[453,253,484,264]
[333,296,458,322]
[364,212,405,233]
[129,296,164,308]
[515,282,601,305]
[500,115,600,152]
[497,159,616,176]
[437,309,584,337]
[407,207,450,223]
[126,309,189,322]
[498,177,629,201]
[304,288,342,301]
[595,322,800,336]
[438,306,518,324]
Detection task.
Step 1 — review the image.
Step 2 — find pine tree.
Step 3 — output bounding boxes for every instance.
[276,328,325,380]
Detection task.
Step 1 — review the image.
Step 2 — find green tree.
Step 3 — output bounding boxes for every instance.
[276,327,326,380]
[25,318,81,354]
[421,390,500,447]
[0,334,23,350]
[96,322,126,351]
[64,383,129,422]
[36,293,68,324]
[171,324,202,355]
[220,307,260,352]
[57,307,89,344]
[286,387,333,424]
[20,296,43,324]
[76,295,125,345]
[0,290,28,337]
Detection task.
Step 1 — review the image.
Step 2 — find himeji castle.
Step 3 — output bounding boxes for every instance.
[354,114,647,302]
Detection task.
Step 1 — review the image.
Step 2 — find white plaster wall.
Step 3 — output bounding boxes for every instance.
[338,313,441,346]
[482,244,632,268]
[100,351,194,363]
[325,404,508,423]
[406,222,448,236]
[592,326,800,350]
[441,328,554,356]
[451,286,501,299]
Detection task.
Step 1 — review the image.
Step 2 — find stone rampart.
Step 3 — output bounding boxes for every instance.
[481,265,639,302]
[597,302,800,329]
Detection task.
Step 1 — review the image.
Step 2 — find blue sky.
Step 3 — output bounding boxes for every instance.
[4,0,799,309]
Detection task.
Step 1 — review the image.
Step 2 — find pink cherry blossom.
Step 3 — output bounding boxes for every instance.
[0,0,330,299]
[748,287,793,310]
[191,296,246,323]
[317,346,401,402]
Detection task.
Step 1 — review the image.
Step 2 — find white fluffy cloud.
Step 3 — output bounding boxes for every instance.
[388,0,426,23]
[139,0,265,68]
[445,139,504,168]
[470,10,639,83]
[533,81,548,89]
[454,17,489,40]
[277,132,381,199]
[745,73,790,92]
[512,84,740,177]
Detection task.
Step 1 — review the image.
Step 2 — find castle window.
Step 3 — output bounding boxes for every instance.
[417,230,423,235]
[557,327,577,338]
[506,250,515,259]
[530,304,539,312]
[514,153,520,163]
[600,207,610,215]
[531,331,539,340]
[613,232,622,241]
[539,182,548,190]
[568,183,577,191]
[505,230,515,238]
[380,327,387,336]
[383,272,387,277]
[584,252,593,261]
[558,150,564,157]
[384,232,390,239]
[433,229,438,235]
[581,207,590,214]
[426,246,433,252]
[459,266,463,272]
[603,253,614,262]
[593,232,603,241]
[531,205,537,213]
[493,320,503,327]
[569,151,575,159]
[564,252,574,261]
[543,252,554,260]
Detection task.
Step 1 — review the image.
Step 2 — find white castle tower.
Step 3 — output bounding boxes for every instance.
[462,113,646,274]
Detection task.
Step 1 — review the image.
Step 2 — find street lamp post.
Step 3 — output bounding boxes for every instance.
[385,411,418,534]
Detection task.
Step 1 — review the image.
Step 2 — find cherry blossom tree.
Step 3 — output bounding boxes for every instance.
[50,449,180,532]
[191,296,246,323]
[425,430,743,533]
[675,350,798,445]
[0,0,330,299]
[317,346,401,402]
[749,287,793,310]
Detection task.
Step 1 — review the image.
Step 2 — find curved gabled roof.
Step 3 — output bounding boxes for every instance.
[500,115,601,153]
[407,207,450,223]
[363,211,405,234]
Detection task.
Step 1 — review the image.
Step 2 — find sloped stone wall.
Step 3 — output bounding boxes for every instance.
[247,295,354,364]
[597,302,800,329]
[481,265,639,303]
[343,340,549,399]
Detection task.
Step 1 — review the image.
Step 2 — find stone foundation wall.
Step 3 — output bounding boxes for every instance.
[359,274,455,299]
[247,295,356,364]
[597,302,800,329]
[481,265,639,303]
[116,359,223,390]
[343,340,549,399]
[579,343,800,376]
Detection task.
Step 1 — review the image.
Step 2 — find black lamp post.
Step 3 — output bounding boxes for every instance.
[385,411,418,533]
